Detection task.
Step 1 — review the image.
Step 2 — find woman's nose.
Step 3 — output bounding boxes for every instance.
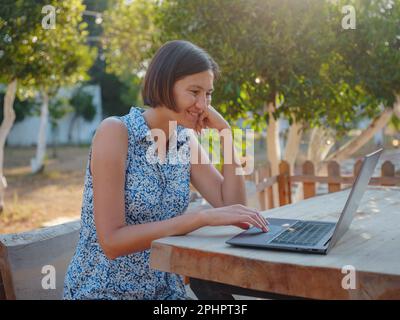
[195,95,208,111]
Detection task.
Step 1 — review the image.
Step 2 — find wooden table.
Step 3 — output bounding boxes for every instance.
[150,187,400,299]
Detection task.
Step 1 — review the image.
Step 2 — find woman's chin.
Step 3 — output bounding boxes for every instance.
[181,115,198,129]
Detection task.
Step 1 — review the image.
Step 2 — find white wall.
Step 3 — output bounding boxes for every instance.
[6,85,103,146]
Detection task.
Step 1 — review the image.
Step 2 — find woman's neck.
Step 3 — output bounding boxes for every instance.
[142,106,175,142]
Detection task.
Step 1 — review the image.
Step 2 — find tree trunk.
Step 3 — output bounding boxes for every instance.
[326,107,393,162]
[68,113,78,143]
[283,120,303,172]
[31,91,49,174]
[0,79,17,212]
[282,120,303,203]
[51,125,59,158]
[265,102,281,207]
[307,127,336,170]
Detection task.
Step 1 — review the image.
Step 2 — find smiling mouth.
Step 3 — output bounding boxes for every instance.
[186,109,199,121]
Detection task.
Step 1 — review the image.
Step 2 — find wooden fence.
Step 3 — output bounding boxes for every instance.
[253,160,400,210]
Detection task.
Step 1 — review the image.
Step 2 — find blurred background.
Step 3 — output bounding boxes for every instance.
[0,0,399,233]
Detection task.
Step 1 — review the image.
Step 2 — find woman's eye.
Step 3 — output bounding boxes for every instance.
[191,91,199,95]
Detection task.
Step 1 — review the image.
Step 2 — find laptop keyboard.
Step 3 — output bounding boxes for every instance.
[270,221,333,246]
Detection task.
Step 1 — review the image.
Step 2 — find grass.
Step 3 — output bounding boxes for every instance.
[1,191,35,225]
[0,146,89,234]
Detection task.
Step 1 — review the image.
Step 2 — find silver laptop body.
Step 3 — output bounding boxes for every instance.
[226,149,383,255]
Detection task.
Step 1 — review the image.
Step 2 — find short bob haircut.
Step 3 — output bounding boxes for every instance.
[142,40,220,111]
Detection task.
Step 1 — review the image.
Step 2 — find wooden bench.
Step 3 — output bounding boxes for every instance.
[0,221,80,300]
[0,195,210,300]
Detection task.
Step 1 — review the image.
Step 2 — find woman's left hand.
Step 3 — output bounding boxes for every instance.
[195,105,230,134]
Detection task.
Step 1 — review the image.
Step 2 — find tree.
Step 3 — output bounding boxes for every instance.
[48,96,73,157]
[325,0,400,161]
[156,0,399,203]
[102,0,159,77]
[68,87,96,143]
[0,0,95,209]
[84,0,141,117]
[98,72,143,118]
[27,1,96,173]
[0,0,46,210]
[100,0,399,205]
[156,0,362,202]
[0,93,39,124]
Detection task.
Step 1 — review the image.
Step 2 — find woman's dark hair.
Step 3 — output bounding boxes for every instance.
[142,40,220,111]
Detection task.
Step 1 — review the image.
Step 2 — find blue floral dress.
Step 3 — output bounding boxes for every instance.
[63,106,191,300]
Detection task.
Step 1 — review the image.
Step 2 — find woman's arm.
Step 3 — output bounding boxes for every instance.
[220,129,247,205]
[189,105,246,207]
[189,129,246,208]
[91,118,266,260]
[91,119,207,259]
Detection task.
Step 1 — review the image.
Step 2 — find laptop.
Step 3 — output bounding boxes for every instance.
[226,148,383,255]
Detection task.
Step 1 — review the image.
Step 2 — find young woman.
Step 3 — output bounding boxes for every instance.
[63,40,269,300]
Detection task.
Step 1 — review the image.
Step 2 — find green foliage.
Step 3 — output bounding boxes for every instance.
[0,0,46,83]
[390,114,400,132]
[120,75,143,108]
[335,0,400,106]
[100,73,141,117]
[155,0,337,123]
[70,88,96,122]
[0,93,39,123]
[100,0,399,136]
[102,0,159,77]
[0,0,96,120]
[48,96,73,128]
[1,0,96,88]
[83,0,108,38]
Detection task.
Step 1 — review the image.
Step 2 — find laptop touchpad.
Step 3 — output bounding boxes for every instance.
[235,218,298,243]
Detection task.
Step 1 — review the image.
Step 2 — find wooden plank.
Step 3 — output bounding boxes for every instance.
[278,161,291,206]
[290,175,400,185]
[255,165,274,210]
[266,166,274,209]
[255,175,277,192]
[381,161,395,186]
[151,242,400,299]
[328,161,341,193]
[255,167,265,210]
[150,187,400,299]
[0,273,5,300]
[302,161,316,199]
[354,159,363,177]
[0,221,80,300]
[0,243,15,299]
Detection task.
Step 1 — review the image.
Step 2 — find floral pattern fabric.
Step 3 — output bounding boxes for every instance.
[63,106,191,300]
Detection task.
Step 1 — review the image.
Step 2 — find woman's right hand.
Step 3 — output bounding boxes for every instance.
[199,204,269,232]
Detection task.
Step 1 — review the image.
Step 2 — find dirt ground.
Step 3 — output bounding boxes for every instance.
[0,146,90,234]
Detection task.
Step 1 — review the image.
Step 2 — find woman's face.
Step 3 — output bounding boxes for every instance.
[172,70,214,129]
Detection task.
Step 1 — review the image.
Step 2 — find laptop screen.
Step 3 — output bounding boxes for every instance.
[327,148,382,251]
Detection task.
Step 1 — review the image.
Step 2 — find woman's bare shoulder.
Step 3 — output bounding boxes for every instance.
[91,117,129,161]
